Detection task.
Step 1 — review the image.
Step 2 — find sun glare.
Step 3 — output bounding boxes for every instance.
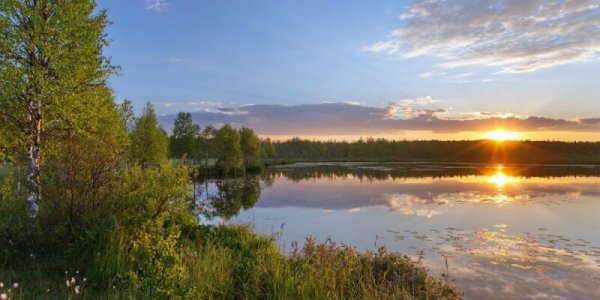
[485,130,521,141]
[488,166,515,189]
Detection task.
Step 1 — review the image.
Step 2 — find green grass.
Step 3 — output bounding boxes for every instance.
[187,225,460,299]
[0,225,461,299]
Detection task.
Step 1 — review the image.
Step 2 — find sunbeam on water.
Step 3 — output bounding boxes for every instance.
[489,167,515,190]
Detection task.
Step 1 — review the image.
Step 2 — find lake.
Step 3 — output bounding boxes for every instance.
[197,162,600,299]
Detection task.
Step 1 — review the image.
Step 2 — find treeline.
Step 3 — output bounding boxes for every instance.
[167,112,276,175]
[271,138,600,164]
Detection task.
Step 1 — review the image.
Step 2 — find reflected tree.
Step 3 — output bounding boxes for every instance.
[198,177,262,220]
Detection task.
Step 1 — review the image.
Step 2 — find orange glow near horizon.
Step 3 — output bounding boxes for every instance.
[261,130,599,142]
[485,130,521,141]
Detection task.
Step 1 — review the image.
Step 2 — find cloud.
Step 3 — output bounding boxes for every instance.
[158,100,600,135]
[384,96,442,119]
[145,0,168,12]
[367,0,600,73]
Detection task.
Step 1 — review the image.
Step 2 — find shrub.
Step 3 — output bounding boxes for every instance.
[0,170,29,266]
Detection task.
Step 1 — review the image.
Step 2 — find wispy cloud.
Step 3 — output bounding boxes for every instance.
[145,0,169,12]
[367,0,600,73]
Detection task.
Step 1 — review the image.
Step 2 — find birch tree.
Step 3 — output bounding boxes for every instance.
[0,0,114,218]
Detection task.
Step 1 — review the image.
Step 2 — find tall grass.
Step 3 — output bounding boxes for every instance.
[0,225,460,299]
[185,225,461,299]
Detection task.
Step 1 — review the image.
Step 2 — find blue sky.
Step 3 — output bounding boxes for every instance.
[98,0,600,140]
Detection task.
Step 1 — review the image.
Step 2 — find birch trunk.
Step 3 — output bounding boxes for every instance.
[26,100,42,218]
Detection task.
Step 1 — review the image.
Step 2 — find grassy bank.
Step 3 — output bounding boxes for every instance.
[0,225,460,299]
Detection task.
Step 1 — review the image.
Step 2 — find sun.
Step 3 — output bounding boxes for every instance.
[485,130,521,141]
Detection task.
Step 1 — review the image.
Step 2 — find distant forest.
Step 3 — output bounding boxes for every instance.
[161,110,600,166]
[270,138,600,164]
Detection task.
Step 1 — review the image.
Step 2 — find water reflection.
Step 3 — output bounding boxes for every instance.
[197,177,261,219]
[196,162,600,299]
[489,166,515,189]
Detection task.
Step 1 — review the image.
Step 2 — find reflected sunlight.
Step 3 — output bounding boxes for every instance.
[489,166,516,189]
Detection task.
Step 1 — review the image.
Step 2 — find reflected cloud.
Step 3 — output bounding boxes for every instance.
[400,225,600,299]
[385,194,443,218]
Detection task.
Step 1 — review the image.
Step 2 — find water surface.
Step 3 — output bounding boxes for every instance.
[198,162,600,299]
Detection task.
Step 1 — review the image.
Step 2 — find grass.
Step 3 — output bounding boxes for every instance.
[188,225,460,299]
[0,225,461,299]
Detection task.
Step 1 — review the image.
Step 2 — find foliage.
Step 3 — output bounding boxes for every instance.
[117,99,136,133]
[109,163,195,234]
[0,0,115,216]
[214,124,244,176]
[197,125,217,165]
[40,87,128,242]
[261,138,276,159]
[85,162,195,297]
[0,170,29,265]
[239,127,264,172]
[127,223,188,298]
[129,103,169,168]
[169,112,199,160]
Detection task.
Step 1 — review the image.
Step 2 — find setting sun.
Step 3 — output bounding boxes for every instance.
[485,130,521,141]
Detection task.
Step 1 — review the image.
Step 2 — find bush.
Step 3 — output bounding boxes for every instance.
[0,170,30,266]
[127,223,188,298]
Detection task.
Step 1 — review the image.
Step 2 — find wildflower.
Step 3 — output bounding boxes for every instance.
[75,286,80,294]
[83,278,87,282]
[66,280,71,287]
[12,283,18,289]
[0,282,3,288]
[70,277,76,285]
[0,293,6,300]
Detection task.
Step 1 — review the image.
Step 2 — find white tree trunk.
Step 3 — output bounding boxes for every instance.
[26,100,42,218]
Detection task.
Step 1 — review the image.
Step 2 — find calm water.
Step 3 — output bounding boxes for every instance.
[197,162,600,299]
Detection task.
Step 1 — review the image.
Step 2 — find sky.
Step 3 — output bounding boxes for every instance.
[98,0,600,141]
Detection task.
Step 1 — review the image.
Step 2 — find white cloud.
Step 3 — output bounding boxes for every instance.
[145,0,168,12]
[367,0,600,73]
[385,96,443,119]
